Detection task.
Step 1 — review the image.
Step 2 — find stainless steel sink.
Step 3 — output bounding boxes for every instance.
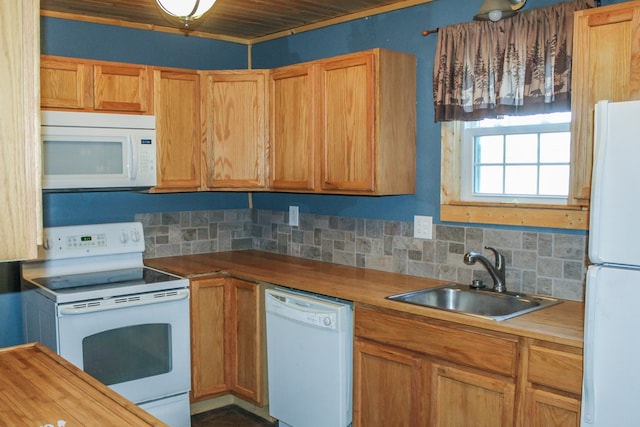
[387,284,561,321]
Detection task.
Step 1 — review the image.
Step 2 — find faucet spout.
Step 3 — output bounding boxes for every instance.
[463,246,506,293]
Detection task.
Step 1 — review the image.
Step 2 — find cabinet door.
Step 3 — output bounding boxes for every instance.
[0,0,41,261]
[153,69,201,191]
[270,64,317,191]
[570,2,640,204]
[430,363,515,427]
[225,277,265,405]
[202,70,268,189]
[320,53,375,192]
[93,63,151,113]
[353,338,427,427]
[40,56,92,110]
[524,388,580,427]
[190,277,226,401]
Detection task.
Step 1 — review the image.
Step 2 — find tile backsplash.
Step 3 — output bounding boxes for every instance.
[136,208,587,302]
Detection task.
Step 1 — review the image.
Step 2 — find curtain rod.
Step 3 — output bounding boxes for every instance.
[421,28,438,36]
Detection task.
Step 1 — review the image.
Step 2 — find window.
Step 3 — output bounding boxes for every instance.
[461,113,571,205]
[440,114,588,230]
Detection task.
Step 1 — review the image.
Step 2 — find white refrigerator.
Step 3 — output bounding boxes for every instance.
[582,99,640,426]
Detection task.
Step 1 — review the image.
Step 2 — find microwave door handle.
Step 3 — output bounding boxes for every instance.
[127,136,137,180]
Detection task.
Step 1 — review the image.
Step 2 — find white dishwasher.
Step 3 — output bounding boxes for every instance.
[265,288,353,427]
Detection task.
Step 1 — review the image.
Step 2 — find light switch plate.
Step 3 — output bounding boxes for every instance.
[414,215,433,239]
[289,206,299,227]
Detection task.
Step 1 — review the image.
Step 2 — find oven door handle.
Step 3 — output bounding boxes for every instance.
[58,289,189,315]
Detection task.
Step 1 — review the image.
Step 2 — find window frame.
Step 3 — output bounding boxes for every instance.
[461,119,571,205]
[440,121,588,230]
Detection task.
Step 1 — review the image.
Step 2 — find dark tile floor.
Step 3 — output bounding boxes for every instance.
[191,405,277,427]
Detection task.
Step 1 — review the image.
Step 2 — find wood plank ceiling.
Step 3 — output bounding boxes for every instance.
[40,0,435,44]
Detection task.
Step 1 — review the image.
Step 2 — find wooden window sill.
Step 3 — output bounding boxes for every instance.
[440,202,589,230]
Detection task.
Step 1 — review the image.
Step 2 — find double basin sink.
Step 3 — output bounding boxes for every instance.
[387,284,561,321]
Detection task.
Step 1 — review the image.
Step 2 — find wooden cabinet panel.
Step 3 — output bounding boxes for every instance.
[524,388,580,427]
[270,48,416,195]
[153,68,201,191]
[40,56,92,109]
[270,64,317,191]
[527,344,582,395]
[570,1,640,204]
[190,276,267,405]
[190,277,226,401]
[431,363,515,427]
[1,0,41,261]
[93,63,151,113]
[225,277,265,405]
[202,70,268,190]
[41,56,152,114]
[320,53,375,192]
[355,305,518,377]
[519,340,582,427]
[353,338,426,427]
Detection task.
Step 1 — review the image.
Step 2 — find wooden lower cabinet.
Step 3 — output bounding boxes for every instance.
[190,276,267,405]
[190,277,226,400]
[353,304,582,427]
[519,340,583,427]
[353,338,426,426]
[430,362,515,427]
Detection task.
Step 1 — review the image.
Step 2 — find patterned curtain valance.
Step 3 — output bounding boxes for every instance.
[433,0,592,122]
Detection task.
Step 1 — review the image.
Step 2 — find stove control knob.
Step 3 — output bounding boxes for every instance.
[42,238,50,250]
[120,232,129,244]
[131,230,141,242]
[323,316,332,327]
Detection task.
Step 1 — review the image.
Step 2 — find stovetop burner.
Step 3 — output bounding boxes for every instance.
[34,267,179,291]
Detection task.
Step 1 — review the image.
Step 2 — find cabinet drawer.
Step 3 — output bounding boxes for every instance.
[355,306,518,377]
[528,344,583,394]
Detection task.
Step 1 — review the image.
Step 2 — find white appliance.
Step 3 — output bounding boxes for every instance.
[581,99,640,426]
[21,222,191,427]
[265,288,353,427]
[41,111,157,190]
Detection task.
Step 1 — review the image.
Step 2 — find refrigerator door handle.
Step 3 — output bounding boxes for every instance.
[582,267,598,424]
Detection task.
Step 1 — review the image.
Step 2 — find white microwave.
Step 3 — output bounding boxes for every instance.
[41,111,157,191]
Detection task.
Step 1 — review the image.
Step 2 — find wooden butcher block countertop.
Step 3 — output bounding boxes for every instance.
[145,249,584,348]
[0,343,166,426]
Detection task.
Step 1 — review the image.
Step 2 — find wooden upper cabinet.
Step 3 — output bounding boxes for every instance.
[570,1,640,205]
[93,63,151,113]
[270,64,317,191]
[40,55,152,114]
[202,70,269,190]
[153,68,201,191]
[1,0,41,261]
[320,52,376,192]
[41,56,92,110]
[270,49,416,195]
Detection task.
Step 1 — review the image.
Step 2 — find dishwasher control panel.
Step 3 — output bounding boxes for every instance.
[265,288,351,331]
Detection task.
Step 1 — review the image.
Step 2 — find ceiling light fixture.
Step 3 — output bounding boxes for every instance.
[156,0,216,28]
[474,0,526,22]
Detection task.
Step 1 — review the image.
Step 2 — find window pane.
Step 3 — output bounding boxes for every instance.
[540,132,571,163]
[475,136,503,164]
[539,165,570,195]
[505,165,537,195]
[505,134,538,163]
[475,166,503,193]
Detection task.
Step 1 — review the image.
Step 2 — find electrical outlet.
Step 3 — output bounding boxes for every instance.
[289,206,299,227]
[414,215,433,239]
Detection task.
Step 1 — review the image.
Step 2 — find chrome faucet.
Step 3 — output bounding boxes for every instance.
[464,246,506,293]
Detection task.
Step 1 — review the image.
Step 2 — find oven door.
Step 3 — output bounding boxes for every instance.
[56,289,190,404]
